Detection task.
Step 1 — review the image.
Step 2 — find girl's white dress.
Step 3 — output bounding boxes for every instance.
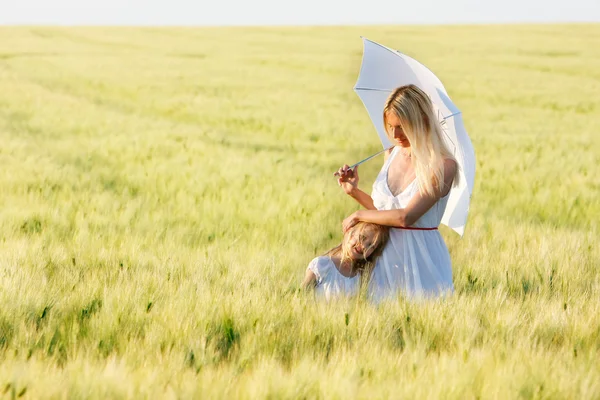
[307,256,360,301]
[368,146,454,301]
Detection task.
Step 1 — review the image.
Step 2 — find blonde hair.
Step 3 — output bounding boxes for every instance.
[324,222,389,286]
[383,84,458,197]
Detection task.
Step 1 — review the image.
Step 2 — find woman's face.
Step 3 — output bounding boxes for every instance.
[344,228,376,260]
[385,111,410,148]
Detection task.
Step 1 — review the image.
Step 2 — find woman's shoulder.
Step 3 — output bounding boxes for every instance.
[442,157,458,171]
[383,146,396,163]
[442,157,459,186]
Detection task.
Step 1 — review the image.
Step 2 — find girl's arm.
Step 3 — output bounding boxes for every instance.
[301,269,317,289]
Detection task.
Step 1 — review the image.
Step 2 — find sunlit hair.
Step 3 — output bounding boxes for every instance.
[383,84,459,197]
[324,222,389,286]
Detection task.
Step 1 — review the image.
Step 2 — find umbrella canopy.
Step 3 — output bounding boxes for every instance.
[354,37,475,236]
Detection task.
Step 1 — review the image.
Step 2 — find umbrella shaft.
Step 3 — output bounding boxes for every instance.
[349,146,393,169]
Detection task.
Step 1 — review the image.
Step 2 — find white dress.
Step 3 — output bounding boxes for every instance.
[368,146,454,301]
[307,256,360,301]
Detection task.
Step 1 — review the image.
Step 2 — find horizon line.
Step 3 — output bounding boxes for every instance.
[2,20,599,28]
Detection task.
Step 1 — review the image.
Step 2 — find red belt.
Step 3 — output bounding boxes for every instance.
[398,226,438,231]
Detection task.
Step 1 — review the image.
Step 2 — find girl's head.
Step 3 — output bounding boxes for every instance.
[326,222,389,275]
[341,222,389,263]
[383,84,458,196]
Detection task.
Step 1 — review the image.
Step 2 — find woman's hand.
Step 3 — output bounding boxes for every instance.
[334,164,359,195]
[342,211,361,233]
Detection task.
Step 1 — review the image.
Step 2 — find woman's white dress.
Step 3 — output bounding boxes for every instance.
[368,146,454,301]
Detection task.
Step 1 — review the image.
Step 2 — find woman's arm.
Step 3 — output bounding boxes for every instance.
[343,195,438,230]
[335,165,376,210]
[348,187,376,210]
[343,159,457,231]
[336,149,393,210]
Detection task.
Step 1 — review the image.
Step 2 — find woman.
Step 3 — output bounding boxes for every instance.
[336,84,458,300]
[302,222,389,301]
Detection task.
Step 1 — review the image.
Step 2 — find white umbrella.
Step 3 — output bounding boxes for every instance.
[353,37,475,236]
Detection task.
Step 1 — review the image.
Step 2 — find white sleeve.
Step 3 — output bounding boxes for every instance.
[307,257,329,284]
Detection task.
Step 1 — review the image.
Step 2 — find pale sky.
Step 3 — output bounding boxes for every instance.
[1,0,600,25]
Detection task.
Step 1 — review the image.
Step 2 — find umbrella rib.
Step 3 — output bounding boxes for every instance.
[354,87,393,92]
[443,111,461,120]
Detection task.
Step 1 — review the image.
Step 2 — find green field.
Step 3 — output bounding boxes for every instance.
[0,24,599,398]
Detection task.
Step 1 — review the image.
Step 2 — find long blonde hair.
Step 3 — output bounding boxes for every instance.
[324,222,389,285]
[383,84,458,197]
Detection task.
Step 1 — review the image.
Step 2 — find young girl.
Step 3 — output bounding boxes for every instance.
[301,222,389,301]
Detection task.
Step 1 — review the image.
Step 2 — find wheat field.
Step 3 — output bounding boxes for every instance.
[0,24,599,399]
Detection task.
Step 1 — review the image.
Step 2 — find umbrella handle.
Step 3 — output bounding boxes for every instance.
[333,146,393,176]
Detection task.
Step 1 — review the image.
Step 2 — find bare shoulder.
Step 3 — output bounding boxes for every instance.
[443,158,458,177]
[441,158,458,195]
[383,147,394,163]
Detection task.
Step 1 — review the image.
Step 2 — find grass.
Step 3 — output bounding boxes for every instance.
[0,24,599,398]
